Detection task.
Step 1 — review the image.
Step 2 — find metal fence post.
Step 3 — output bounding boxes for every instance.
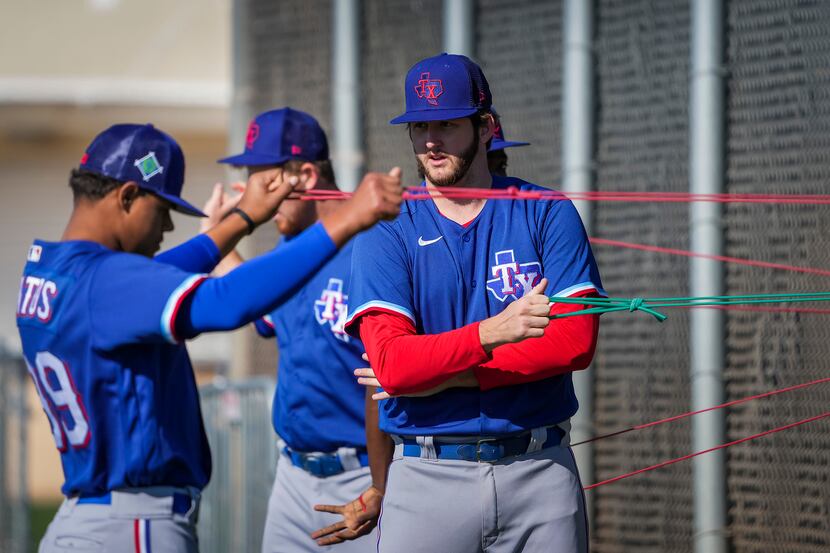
[562,0,596,531]
[443,0,475,57]
[689,1,728,551]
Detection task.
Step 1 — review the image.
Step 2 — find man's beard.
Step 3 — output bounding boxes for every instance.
[415,132,480,187]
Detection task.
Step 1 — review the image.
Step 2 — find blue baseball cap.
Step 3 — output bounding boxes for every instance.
[489,121,530,152]
[80,123,205,217]
[218,107,329,166]
[390,53,492,124]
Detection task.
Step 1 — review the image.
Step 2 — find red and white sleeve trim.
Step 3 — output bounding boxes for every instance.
[552,281,606,300]
[161,274,207,344]
[344,300,415,334]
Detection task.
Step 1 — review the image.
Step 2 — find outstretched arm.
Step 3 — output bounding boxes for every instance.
[174,170,403,340]
[199,182,246,275]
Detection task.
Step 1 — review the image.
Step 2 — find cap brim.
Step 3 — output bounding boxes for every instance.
[216,152,290,166]
[489,139,531,152]
[390,107,480,124]
[154,190,207,217]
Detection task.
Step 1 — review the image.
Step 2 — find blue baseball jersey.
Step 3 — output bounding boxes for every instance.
[255,241,367,452]
[16,240,210,496]
[347,175,605,437]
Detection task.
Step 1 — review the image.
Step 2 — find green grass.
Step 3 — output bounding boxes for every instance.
[29,501,60,553]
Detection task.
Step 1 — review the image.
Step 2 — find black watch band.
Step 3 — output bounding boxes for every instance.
[227,207,256,235]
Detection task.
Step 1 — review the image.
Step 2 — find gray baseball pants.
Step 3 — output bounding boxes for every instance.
[261,453,377,553]
[376,435,588,553]
[39,487,200,553]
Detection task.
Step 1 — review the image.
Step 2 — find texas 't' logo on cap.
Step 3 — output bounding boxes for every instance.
[246,121,260,149]
[414,72,444,105]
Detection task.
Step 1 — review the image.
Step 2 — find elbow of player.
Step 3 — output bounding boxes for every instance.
[375,368,432,397]
[375,372,407,397]
[367,346,416,396]
[569,321,600,372]
[569,347,596,372]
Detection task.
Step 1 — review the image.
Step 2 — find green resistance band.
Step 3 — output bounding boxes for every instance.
[547,292,830,322]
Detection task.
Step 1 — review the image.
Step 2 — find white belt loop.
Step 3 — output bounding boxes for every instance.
[527,427,547,454]
[393,442,405,459]
[336,447,362,471]
[416,435,436,459]
[62,496,79,517]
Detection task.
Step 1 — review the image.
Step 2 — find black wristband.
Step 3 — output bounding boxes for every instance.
[228,207,256,235]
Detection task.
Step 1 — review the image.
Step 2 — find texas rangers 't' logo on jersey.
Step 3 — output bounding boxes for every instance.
[414,72,443,106]
[486,250,543,303]
[314,278,350,342]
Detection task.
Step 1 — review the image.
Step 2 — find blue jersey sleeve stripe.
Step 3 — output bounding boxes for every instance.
[160,274,208,344]
[552,282,607,299]
[345,301,416,329]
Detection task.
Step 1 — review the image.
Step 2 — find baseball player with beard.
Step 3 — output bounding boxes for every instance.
[207,107,382,552]
[314,107,539,550]
[17,123,401,553]
[339,54,605,553]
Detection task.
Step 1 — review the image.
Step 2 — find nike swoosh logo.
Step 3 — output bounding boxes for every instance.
[418,235,444,247]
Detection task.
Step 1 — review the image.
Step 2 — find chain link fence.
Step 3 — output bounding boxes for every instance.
[0,346,29,553]
[234,1,830,551]
[591,1,694,551]
[198,377,277,553]
[724,1,830,551]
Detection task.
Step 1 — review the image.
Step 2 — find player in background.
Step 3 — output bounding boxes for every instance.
[206,108,381,552]
[17,123,401,553]
[342,54,604,552]
[486,110,530,177]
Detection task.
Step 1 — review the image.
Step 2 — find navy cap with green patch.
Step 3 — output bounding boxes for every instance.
[79,123,205,217]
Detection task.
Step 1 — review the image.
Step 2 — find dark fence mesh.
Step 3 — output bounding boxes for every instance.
[476,0,563,186]
[724,1,830,551]
[361,0,443,177]
[591,1,693,552]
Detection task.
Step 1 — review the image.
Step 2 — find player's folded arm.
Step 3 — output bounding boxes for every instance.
[474,290,600,390]
[346,220,494,395]
[90,222,337,348]
[350,311,490,397]
[465,197,608,389]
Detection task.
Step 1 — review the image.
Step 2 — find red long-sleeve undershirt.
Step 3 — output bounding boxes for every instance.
[354,291,600,396]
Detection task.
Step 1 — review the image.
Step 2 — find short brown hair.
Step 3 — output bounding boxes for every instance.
[470,110,495,150]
